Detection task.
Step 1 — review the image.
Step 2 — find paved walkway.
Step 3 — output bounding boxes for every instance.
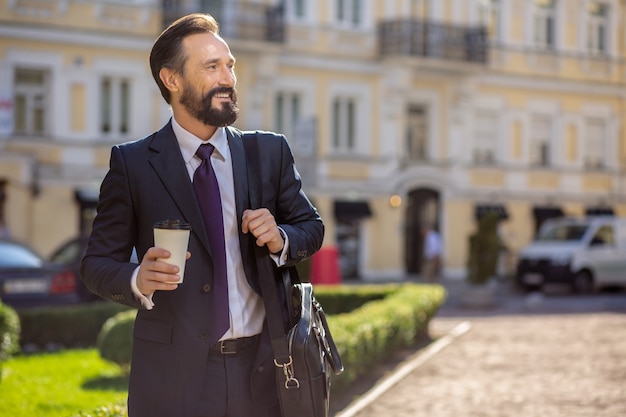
[335,279,626,417]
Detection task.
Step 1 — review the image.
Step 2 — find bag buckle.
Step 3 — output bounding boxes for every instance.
[274,356,300,389]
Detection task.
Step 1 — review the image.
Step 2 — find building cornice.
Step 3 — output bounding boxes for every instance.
[0,21,155,51]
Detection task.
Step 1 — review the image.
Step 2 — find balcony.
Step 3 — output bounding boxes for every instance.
[163,1,285,43]
[379,19,488,65]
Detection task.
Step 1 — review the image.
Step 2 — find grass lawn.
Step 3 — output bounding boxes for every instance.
[0,349,127,417]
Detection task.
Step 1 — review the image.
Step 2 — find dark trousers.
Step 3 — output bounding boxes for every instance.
[194,343,281,417]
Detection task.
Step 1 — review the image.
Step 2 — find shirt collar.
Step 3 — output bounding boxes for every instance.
[171,116,228,162]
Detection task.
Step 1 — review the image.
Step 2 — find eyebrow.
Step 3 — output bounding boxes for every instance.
[204,57,236,66]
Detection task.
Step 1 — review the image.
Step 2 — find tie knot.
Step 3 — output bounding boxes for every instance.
[196,143,215,161]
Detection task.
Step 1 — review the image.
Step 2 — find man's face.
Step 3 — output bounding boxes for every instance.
[178,32,239,127]
[179,82,239,127]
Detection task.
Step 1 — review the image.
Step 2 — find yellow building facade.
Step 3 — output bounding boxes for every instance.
[1,0,624,282]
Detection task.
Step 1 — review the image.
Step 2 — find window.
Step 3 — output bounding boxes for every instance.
[336,0,362,27]
[533,0,555,49]
[100,76,130,136]
[473,110,497,164]
[13,67,49,136]
[591,225,614,246]
[332,97,356,151]
[587,1,608,54]
[406,105,428,161]
[479,0,501,41]
[584,117,606,170]
[287,0,307,20]
[275,92,301,140]
[530,115,552,167]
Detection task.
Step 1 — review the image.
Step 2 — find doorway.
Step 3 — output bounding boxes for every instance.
[404,188,440,274]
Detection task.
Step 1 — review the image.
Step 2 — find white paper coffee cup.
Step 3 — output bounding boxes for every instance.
[153,220,191,284]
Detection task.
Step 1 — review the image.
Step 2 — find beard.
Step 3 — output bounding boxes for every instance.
[179,84,239,127]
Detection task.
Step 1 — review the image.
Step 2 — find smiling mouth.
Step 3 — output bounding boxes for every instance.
[213,92,231,100]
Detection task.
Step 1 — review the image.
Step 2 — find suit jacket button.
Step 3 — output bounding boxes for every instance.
[202,284,211,293]
[199,331,209,339]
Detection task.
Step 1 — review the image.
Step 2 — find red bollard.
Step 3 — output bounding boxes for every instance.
[310,246,342,285]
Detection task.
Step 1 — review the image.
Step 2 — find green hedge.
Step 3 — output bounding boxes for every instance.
[313,284,398,314]
[328,283,445,389]
[16,285,393,351]
[77,283,446,417]
[91,283,408,373]
[97,310,136,373]
[0,301,20,381]
[18,302,131,350]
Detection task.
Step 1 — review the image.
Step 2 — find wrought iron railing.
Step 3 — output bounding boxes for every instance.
[379,19,488,64]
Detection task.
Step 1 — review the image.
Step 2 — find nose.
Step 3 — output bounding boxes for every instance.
[219,66,236,87]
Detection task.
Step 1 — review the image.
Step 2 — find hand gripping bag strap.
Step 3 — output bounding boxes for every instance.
[241,132,291,365]
[242,131,339,417]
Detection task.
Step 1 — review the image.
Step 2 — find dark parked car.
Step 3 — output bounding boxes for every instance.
[0,240,79,308]
[49,236,139,302]
[48,236,96,302]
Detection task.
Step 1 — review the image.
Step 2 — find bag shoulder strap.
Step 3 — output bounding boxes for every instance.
[242,131,292,365]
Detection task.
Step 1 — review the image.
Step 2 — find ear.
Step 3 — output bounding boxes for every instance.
[159,67,180,95]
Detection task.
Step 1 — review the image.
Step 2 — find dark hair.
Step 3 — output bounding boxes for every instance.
[149,13,220,104]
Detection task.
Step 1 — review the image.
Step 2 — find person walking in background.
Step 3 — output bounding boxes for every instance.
[421,224,442,281]
[81,13,324,417]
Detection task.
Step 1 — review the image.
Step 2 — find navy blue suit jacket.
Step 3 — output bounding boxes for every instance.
[81,121,324,416]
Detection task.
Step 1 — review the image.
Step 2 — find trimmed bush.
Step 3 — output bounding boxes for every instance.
[95,285,445,385]
[328,283,446,389]
[313,284,399,314]
[18,302,131,350]
[15,286,395,352]
[467,211,503,285]
[97,309,136,373]
[0,301,20,380]
[78,283,446,416]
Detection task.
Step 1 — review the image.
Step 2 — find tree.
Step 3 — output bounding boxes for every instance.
[466,212,503,285]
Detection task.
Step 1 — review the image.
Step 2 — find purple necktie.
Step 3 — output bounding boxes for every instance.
[193,143,229,346]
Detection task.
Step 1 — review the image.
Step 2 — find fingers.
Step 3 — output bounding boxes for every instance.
[241,209,255,233]
[242,209,271,234]
[242,208,284,252]
[136,247,181,294]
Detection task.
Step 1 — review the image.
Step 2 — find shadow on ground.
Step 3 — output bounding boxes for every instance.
[82,374,129,392]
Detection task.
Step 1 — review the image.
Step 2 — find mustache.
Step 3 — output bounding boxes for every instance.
[206,86,235,100]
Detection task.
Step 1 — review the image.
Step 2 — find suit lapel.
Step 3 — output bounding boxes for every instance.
[146,125,255,282]
[148,121,211,254]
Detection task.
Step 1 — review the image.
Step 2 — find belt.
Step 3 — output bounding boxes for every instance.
[209,334,260,355]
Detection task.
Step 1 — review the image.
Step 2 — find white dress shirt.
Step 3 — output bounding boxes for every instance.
[423,230,442,260]
[131,117,289,340]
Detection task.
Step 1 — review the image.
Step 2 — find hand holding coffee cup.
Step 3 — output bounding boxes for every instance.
[153,220,191,284]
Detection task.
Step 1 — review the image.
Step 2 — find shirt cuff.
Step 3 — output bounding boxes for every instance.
[270,226,289,267]
[131,265,155,310]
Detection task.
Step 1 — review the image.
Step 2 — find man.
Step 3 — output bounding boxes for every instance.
[421,224,442,281]
[81,13,324,417]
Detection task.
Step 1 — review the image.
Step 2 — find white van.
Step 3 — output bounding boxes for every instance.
[515,216,626,293]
